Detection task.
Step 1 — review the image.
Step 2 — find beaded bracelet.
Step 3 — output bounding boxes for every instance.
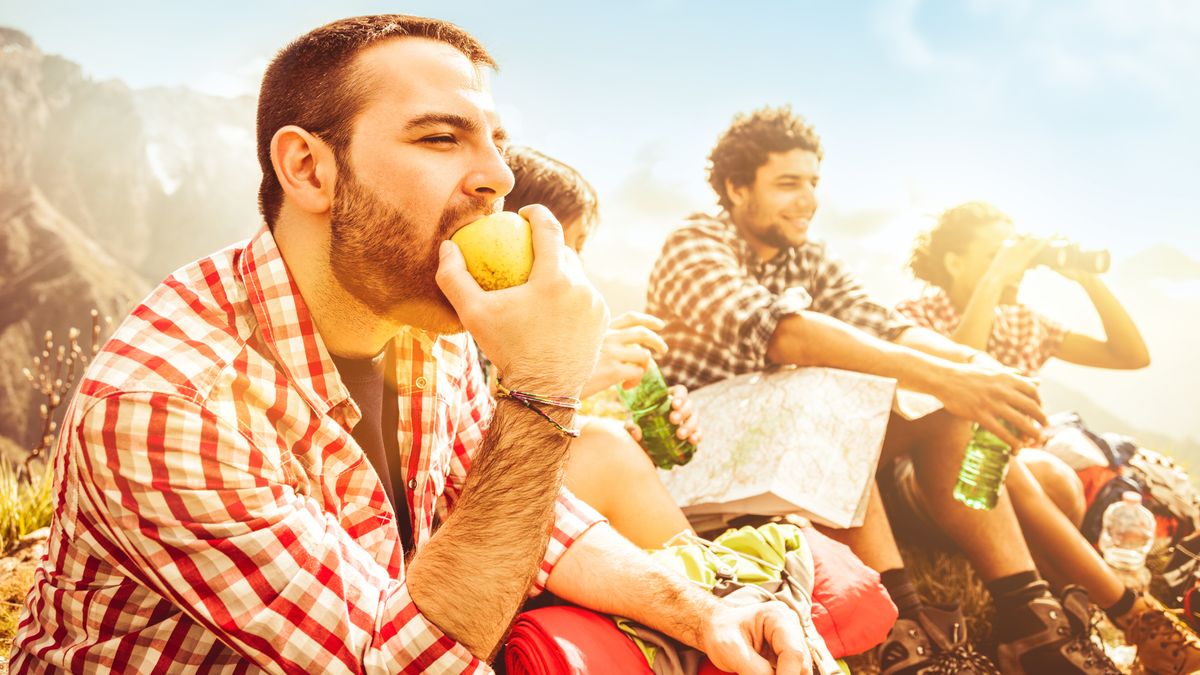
[495,381,582,438]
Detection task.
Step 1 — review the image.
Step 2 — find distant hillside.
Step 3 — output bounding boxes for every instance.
[1115,244,1200,283]
[1041,376,1200,477]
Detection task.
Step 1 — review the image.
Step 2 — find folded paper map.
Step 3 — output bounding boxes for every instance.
[659,366,941,529]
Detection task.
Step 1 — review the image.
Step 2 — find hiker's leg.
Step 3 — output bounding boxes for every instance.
[891,410,1036,581]
[1005,459,1125,606]
[565,418,692,548]
[1017,449,1086,528]
[894,413,1123,672]
[817,480,905,572]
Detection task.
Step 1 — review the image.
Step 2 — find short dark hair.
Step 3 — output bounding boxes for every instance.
[502,146,600,236]
[909,201,1013,289]
[256,15,496,229]
[707,105,824,210]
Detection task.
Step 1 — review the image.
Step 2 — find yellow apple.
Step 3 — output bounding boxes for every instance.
[450,212,534,291]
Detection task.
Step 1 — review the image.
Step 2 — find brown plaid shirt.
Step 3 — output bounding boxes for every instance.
[647,212,912,389]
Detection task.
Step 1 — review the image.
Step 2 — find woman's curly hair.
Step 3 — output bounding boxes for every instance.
[707,106,823,210]
[909,201,1012,289]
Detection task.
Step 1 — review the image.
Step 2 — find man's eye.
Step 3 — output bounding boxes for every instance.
[421,135,457,145]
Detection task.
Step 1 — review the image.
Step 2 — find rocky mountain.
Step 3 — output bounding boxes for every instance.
[133,86,261,281]
[0,28,265,460]
[13,34,261,282]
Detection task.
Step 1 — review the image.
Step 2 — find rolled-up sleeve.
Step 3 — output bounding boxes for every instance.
[650,228,812,366]
[532,488,606,593]
[809,251,912,341]
[76,392,487,674]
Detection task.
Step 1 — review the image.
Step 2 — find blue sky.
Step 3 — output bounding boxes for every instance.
[6,0,1198,259]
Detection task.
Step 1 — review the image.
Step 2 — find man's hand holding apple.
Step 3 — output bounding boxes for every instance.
[437,205,608,397]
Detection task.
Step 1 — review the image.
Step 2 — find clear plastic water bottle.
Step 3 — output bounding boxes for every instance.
[1099,491,1155,590]
[615,359,696,470]
[953,424,1013,511]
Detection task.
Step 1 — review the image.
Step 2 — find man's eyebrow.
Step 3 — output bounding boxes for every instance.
[405,112,479,132]
[404,113,507,143]
[775,173,817,181]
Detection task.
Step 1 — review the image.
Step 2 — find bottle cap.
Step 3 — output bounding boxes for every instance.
[1121,491,1143,504]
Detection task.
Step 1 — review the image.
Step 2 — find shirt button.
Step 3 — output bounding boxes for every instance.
[407,478,417,490]
[414,376,428,389]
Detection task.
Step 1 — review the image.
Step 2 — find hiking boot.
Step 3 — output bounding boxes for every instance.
[1115,592,1200,675]
[996,585,1120,674]
[877,604,998,675]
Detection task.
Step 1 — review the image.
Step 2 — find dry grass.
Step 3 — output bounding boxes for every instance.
[0,463,52,669]
[0,464,52,555]
[843,544,993,674]
[0,562,36,668]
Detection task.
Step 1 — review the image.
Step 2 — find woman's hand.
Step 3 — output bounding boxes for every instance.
[580,312,668,398]
[982,235,1046,289]
[625,384,703,446]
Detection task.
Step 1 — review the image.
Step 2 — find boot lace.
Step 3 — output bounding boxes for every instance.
[1131,604,1200,664]
[1062,610,1121,675]
[924,644,1000,675]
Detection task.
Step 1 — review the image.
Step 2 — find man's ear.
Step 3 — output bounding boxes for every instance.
[724,178,748,208]
[270,125,337,216]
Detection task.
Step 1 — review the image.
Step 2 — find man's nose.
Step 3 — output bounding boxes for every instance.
[466,145,515,199]
[795,184,817,210]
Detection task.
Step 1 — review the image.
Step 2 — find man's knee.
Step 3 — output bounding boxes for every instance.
[574,418,656,480]
[896,410,973,471]
[1019,450,1086,526]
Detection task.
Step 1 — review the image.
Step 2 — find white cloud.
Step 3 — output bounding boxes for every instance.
[193,56,268,98]
[1032,0,1200,93]
[874,0,1200,95]
[873,0,937,68]
[1036,42,1097,88]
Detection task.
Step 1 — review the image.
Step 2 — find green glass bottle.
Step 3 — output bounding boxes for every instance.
[953,424,1013,510]
[615,359,697,470]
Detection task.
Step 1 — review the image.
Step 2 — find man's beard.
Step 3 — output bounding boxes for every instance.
[758,222,800,250]
[744,197,806,250]
[327,168,488,332]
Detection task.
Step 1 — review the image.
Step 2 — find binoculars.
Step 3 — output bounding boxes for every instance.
[1033,241,1110,274]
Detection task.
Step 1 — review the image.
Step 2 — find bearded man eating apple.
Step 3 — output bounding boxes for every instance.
[9,15,810,675]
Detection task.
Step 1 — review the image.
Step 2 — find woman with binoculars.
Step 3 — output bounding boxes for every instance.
[888,201,1200,673]
[901,201,1143,379]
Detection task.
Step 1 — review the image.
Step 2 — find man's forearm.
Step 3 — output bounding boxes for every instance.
[766,311,955,395]
[894,325,977,364]
[546,523,717,649]
[406,399,575,658]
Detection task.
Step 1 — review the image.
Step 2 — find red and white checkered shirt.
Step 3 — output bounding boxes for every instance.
[9,227,603,674]
[896,286,1067,376]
